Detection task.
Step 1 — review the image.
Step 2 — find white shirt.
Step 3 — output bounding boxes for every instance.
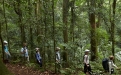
[56,51,60,62]
[21,47,29,57]
[84,55,89,64]
[108,60,117,74]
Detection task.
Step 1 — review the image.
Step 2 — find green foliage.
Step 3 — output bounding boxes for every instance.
[25,62,43,71]
[96,27,109,46]
[60,69,67,75]
[60,68,77,75]
[60,67,86,75]
[78,71,85,75]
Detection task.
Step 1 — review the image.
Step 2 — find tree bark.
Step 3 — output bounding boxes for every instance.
[0,22,4,61]
[70,0,75,42]
[34,0,43,45]
[51,0,56,73]
[3,0,11,52]
[111,0,117,56]
[28,0,34,58]
[63,0,69,67]
[88,0,97,61]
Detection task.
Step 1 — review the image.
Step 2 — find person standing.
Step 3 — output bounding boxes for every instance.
[108,55,119,74]
[56,47,61,63]
[35,48,42,67]
[55,47,61,73]
[20,42,29,62]
[83,49,91,75]
[3,40,11,63]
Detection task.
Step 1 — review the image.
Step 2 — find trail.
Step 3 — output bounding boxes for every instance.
[5,63,55,75]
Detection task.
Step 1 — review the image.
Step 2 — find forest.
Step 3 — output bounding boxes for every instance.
[0,0,121,75]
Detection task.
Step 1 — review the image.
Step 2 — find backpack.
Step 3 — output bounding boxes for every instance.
[102,58,109,71]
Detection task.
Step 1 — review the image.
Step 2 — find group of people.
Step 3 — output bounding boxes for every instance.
[5,40,119,74]
[83,49,119,75]
[20,42,43,67]
[3,41,42,67]
[3,40,61,68]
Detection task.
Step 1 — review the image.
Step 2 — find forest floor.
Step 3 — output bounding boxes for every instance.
[5,63,59,75]
[5,62,121,75]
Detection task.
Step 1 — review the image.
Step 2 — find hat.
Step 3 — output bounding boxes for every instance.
[3,40,8,44]
[35,48,39,51]
[85,49,90,52]
[56,47,60,50]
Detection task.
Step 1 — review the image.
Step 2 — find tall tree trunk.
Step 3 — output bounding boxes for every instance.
[28,0,33,58]
[51,0,56,73]
[35,0,42,45]
[0,22,4,61]
[88,0,97,61]
[3,0,10,52]
[70,0,75,67]
[43,0,48,70]
[3,0,8,40]
[63,0,69,67]
[111,0,117,56]
[43,17,47,70]
[70,0,75,42]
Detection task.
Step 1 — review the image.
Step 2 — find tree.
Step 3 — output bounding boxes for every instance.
[87,0,97,60]
[110,0,117,56]
[27,0,34,58]
[62,0,69,67]
[70,0,75,42]
[51,0,56,72]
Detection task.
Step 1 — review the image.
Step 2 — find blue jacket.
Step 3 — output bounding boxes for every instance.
[35,52,41,61]
[4,45,11,56]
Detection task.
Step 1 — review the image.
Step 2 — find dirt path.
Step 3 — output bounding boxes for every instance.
[5,63,52,75]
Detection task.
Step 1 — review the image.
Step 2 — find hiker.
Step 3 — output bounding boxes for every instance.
[108,55,119,74]
[56,47,61,63]
[3,40,11,63]
[55,47,61,73]
[20,42,29,62]
[35,48,42,67]
[83,49,91,75]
